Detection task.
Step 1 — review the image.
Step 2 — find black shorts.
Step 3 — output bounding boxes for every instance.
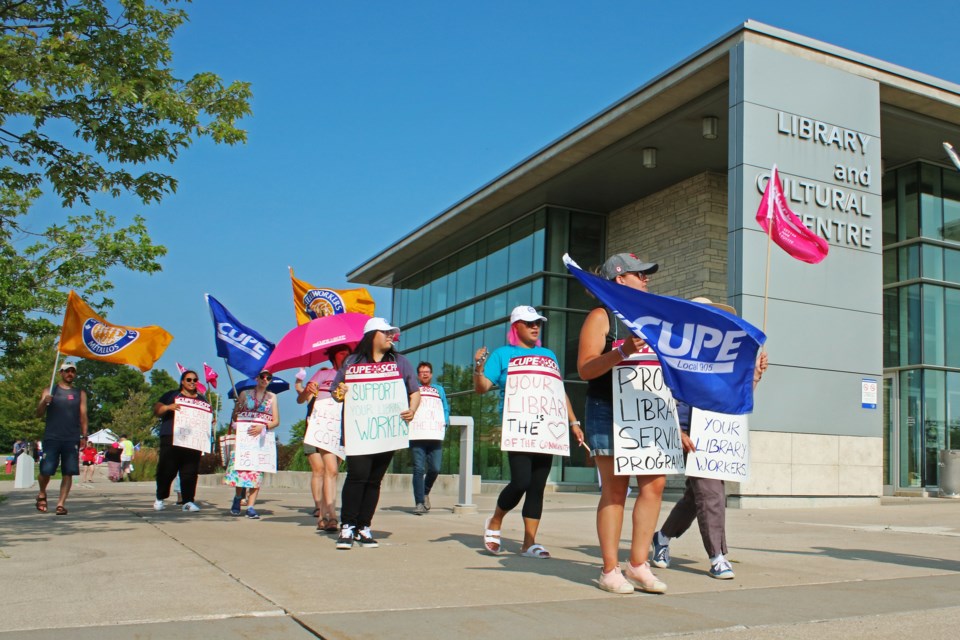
[82,461,95,467]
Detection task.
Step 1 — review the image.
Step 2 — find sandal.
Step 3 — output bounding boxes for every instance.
[520,543,550,559]
[317,517,328,531]
[483,517,502,555]
[312,508,321,517]
[55,505,68,516]
[36,494,48,513]
[324,518,339,532]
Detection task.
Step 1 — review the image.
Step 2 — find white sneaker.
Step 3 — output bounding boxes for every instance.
[182,501,200,512]
[153,499,165,511]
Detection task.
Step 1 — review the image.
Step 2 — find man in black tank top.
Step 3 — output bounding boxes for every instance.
[34,362,88,515]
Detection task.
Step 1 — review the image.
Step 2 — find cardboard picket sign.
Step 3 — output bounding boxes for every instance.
[686,409,750,482]
[342,361,410,455]
[500,355,570,456]
[233,410,277,473]
[304,396,346,459]
[612,345,685,475]
[408,386,445,441]
[172,396,213,453]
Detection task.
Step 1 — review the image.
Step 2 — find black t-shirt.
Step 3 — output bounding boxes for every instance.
[157,389,208,436]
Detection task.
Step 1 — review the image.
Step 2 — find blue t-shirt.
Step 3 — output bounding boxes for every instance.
[483,345,560,413]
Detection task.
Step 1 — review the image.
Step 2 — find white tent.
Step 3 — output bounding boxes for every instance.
[87,428,119,445]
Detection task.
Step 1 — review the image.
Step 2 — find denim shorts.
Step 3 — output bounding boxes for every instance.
[584,396,614,457]
[40,439,80,477]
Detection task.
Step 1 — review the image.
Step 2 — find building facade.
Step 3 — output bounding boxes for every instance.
[349,22,960,504]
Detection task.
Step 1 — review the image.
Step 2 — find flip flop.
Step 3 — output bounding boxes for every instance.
[483,517,502,555]
[520,544,551,559]
[36,494,48,513]
[55,505,68,516]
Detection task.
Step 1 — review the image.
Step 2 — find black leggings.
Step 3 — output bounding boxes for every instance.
[156,435,201,503]
[496,452,553,520]
[340,450,395,529]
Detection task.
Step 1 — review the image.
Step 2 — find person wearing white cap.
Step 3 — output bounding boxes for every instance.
[473,306,583,559]
[577,252,668,594]
[651,297,768,581]
[329,317,420,550]
[35,361,88,515]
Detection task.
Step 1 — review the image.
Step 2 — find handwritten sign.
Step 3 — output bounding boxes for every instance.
[613,347,684,475]
[234,410,277,473]
[501,355,570,456]
[304,396,346,459]
[408,386,445,440]
[686,409,749,482]
[343,362,409,455]
[172,397,213,453]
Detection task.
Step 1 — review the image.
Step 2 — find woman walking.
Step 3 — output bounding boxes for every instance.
[577,253,667,594]
[474,305,582,559]
[154,370,208,512]
[225,369,280,519]
[330,318,420,549]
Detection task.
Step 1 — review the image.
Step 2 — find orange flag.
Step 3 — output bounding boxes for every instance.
[290,268,375,325]
[59,291,173,372]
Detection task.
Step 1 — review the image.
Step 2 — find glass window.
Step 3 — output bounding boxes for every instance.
[948,372,960,451]
[920,164,943,239]
[883,289,899,368]
[922,245,943,281]
[569,212,606,270]
[901,284,922,366]
[485,228,510,291]
[945,248,960,284]
[508,216,535,282]
[899,369,922,488]
[922,285,944,365]
[897,165,919,241]
[882,250,897,285]
[899,245,919,281]
[945,170,960,242]
[882,171,897,246]
[455,244,477,306]
[924,370,946,486]
[946,288,960,368]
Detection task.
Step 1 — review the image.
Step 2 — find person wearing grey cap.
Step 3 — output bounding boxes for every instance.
[577,253,667,594]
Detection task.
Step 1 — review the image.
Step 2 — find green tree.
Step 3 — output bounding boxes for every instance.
[0,0,252,363]
[0,332,56,447]
[74,359,148,431]
[106,388,155,444]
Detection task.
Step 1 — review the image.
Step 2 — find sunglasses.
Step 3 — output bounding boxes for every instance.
[258,374,272,380]
[183,377,198,383]
[520,320,543,328]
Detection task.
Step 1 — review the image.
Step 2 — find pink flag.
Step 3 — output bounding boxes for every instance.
[756,166,829,264]
[176,362,187,375]
[203,362,219,389]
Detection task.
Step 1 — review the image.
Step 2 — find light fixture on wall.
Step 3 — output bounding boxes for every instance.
[702,116,719,140]
[642,147,657,169]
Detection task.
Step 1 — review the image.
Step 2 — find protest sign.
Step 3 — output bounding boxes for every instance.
[613,346,684,475]
[686,409,750,482]
[304,396,346,459]
[172,397,213,453]
[234,410,277,473]
[501,355,570,456]
[343,362,409,455]
[408,386,445,441]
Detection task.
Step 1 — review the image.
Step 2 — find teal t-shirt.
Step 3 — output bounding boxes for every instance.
[483,345,560,413]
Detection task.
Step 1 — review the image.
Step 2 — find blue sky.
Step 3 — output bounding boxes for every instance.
[39,1,960,439]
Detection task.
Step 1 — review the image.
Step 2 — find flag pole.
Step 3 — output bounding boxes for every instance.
[761,165,777,347]
[47,349,61,394]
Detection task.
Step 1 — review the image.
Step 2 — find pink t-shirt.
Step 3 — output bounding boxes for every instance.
[306,368,338,400]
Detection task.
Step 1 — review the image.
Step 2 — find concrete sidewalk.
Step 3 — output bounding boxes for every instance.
[2,478,960,639]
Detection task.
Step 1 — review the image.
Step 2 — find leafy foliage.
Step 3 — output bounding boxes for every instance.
[0,0,252,363]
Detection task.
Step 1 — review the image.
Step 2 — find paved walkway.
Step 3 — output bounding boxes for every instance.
[2,477,960,639]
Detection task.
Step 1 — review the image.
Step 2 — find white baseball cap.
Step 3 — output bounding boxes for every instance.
[59,362,77,372]
[363,317,399,334]
[509,306,548,324]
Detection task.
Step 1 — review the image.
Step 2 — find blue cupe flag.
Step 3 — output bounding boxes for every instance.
[563,255,766,414]
[205,294,276,379]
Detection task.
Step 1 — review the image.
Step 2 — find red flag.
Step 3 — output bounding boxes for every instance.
[176,362,187,375]
[756,166,829,264]
[203,362,219,389]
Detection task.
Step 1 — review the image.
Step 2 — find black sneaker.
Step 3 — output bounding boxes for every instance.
[336,525,355,550]
[354,526,379,548]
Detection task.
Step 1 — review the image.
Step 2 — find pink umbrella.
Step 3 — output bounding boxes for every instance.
[264,312,369,372]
